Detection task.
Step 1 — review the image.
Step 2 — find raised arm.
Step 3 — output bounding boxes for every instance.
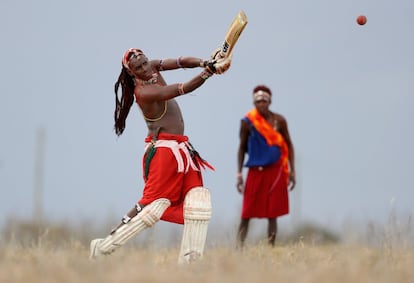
[137,68,214,102]
[153,57,207,71]
[153,54,229,74]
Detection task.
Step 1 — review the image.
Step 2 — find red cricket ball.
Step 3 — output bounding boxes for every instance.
[357,15,367,25]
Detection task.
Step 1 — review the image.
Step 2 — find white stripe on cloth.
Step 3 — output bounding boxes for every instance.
[145,140,199,173]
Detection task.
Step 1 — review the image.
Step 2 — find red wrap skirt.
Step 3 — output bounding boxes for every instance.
[138,134,204,224]
[241,160,289,219]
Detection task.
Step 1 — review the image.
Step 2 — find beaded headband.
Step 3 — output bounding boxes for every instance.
[253,90,271,102]
[122,48,144,70]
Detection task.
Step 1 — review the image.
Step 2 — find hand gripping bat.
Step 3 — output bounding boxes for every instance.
[204,11,248,74]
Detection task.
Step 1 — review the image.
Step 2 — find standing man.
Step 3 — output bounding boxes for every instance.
[236,85,296,248]
[90,48,231,263]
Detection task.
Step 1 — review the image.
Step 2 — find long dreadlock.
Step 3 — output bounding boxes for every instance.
[114,67,135,136]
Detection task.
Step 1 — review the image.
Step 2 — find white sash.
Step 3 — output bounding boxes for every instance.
[145,140,199,173]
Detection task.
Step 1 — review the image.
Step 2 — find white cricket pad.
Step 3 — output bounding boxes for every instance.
[178,187,212,264]
[89,198,170,259]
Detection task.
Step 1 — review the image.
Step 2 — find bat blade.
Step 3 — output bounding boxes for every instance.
[220,10,248,58]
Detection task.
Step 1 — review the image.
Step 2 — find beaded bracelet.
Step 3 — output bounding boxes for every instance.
[200,69,213,80]
[159,59,164,71]
[178,83,185,95]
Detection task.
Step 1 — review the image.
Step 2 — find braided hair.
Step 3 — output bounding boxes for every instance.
[113,48,144,136]
[114,67,135,136]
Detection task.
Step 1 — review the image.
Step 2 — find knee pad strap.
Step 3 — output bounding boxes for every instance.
[184,186,212,221]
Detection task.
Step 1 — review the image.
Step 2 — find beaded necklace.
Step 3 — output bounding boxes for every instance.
[134,73,159,86]
[134,73,167,122]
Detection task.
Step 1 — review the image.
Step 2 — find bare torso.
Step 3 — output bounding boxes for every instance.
[134,70,185,136]
[144,99,185,135]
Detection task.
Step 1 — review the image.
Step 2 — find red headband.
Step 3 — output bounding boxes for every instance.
[122,48,144,70]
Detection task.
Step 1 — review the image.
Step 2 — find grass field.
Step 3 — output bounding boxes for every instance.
[1,215,413,283]
[1,241,413,283]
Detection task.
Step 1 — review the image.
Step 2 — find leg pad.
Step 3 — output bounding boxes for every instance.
[178,187,212,264]
[89,198,170,259]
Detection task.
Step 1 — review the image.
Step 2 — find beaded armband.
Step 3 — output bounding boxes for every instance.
[177,56,183,68]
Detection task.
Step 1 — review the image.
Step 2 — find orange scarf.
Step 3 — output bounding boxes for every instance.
[246,108,290,176]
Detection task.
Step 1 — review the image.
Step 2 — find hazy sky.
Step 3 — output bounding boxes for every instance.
[1,0,413,236]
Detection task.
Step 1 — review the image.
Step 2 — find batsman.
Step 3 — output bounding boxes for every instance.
[90,11,246,263]
[89,48,231,263]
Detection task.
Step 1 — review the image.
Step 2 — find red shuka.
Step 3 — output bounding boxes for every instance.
[241,160,289,219]
[138,134,208,224]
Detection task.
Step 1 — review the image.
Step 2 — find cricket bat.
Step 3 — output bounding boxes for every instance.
[219,10,248,58]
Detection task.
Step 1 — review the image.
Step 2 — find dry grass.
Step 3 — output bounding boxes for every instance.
[1,241,413,283]
[1,214,413,282]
